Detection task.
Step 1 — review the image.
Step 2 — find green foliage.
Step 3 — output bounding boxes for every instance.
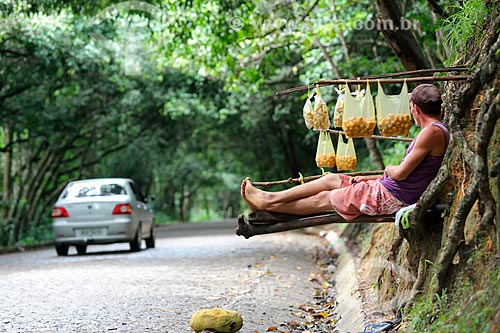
[152,210,179,225]
[15,223,53,247]
[0,217,15,246]
[442,0,489,65]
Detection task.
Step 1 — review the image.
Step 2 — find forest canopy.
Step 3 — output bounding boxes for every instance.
[0,0,495,245]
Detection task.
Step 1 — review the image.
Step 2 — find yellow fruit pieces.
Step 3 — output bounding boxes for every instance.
[333,95,344,128]
[316,153,336,168]
[377,113,412,137]
[336,156,357,171]
[303,97,314,129]
[342,116,376,138]
[313,95,331,130]
[189,308,243,333]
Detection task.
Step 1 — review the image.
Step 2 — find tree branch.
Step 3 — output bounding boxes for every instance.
[0,83,36,102]
[312,35,342,78]
[331,0,350,62]
[426,0,446,18]
[0,48,29,57]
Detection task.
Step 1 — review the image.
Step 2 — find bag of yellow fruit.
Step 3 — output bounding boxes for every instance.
[302,92,315,129]
[315,131,336,168]
[376,79,412,137]
[342,81,376,138]
[312,87,331,131]
[333,86,345,128]
[336,135,357,171]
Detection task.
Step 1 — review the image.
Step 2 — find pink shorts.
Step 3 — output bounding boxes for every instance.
[330,175,406,221]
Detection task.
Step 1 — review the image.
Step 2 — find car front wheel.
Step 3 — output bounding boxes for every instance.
[55,243,69,256]
[129,223,142,252]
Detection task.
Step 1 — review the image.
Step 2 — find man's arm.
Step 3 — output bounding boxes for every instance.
[384,126,444,181]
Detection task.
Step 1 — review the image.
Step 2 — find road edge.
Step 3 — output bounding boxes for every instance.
[324,230,366,333]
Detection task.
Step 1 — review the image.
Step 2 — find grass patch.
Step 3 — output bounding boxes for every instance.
[403,256,500,332]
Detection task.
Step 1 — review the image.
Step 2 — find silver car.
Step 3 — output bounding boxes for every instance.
[52,178,155,256]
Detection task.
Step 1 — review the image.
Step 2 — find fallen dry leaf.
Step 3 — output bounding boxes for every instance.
[313,312,330,319]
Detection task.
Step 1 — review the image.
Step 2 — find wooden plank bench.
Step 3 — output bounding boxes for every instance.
[235,205,447,239]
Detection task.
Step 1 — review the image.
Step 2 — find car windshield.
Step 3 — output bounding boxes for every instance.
[61,182,127,199]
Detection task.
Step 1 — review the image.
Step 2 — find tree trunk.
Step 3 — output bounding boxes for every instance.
[376,0,430,70]
[1,125,13,220]
[433,19,500,293]
[364,137,385,169]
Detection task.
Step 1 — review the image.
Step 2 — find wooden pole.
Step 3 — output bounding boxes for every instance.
[317,75,470,85]
[275,75,470,96]
[251,170,384,187]
[358,67,469,79]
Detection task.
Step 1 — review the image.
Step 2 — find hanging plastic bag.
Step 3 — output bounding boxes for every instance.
[312,87,330,131]
[376,79,412,137]
[336,135,357,171]
[315,131,336,168]
[342,81,376,138]
[333,86,345,128]
[303,92,315,129]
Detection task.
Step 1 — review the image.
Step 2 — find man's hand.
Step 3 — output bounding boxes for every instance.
[384,165,401,179]
[353,175,383,183]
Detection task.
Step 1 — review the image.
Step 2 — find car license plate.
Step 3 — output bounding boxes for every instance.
[75,228,107,237]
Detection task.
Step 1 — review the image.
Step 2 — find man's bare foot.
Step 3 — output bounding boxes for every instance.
[241,177,258,211]
[244,181,267,211]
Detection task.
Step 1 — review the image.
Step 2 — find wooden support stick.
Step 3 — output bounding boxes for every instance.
[275,75,470,96]
[251,170,384,187]
[327,129,414,142]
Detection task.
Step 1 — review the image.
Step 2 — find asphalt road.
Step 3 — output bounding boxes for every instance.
[0,220,324,333]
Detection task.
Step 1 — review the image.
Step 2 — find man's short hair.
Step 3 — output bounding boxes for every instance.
[410,84,442,116]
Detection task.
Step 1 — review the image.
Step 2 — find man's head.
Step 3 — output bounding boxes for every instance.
[410,84,442,116]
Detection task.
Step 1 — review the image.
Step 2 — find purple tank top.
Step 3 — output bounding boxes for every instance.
[380,122,450,205]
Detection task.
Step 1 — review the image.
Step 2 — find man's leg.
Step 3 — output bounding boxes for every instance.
[242,173,344,211]
[254,190,333,215]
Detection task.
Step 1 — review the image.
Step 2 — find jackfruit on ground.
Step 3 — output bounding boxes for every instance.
[189,308,243,333]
